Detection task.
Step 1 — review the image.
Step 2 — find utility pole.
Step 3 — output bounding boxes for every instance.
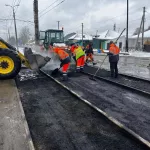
[113,23,116,31]
[96,30,98,37]
[34,0,39,45]
[82,23,83,46]
[57,21,60,30]
[142,7,146,50]
[135,15,143,50]
[126,0,129,52]
[8,28,10,40]
[5,4,19,49]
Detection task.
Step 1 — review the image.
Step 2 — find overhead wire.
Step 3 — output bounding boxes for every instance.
[39,0,60,15]
[39,0,65,18]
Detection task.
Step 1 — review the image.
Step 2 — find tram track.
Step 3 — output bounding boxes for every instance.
[16,68,150,150]
[40,69,150,149]
[83,66,150,97]
[41,64,150,141]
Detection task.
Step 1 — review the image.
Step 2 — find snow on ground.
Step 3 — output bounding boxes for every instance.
[94,49,150,58]
[18,47,24,54]
[129,51,150,57]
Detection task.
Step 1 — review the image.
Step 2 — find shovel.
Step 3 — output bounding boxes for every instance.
[51,67,61,76]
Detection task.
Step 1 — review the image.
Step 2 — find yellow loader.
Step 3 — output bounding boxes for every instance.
[0,37,50,79]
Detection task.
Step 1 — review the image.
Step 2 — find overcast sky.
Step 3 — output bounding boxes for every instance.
[0,0,150,40]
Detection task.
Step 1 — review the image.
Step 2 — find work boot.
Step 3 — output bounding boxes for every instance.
[76,68,80,73]
[93,62,97,66]
[80,67,84,72]
[62,74,68,81]
[84,62,88,66]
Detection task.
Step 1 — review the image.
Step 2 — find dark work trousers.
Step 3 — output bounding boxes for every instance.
[110,62,118,78]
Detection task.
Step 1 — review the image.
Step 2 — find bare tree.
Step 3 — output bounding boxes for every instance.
[19,26,30,45]
[8,36,16,46]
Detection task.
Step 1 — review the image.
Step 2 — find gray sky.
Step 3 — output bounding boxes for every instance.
[0,0,150,40]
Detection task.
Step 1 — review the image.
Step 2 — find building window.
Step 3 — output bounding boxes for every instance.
[119,42,122,48]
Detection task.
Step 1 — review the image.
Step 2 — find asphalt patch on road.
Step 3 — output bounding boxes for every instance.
[17,72,149,150]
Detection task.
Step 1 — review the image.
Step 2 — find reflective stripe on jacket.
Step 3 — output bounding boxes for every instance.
[74,47,85,60]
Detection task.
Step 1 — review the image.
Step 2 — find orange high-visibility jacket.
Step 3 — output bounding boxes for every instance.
[53,47,69,60]
[109,43,120,55]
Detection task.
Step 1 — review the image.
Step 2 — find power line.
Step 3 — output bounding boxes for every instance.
[39,0,59,14]
[39,0,65,18]
[0,18,33,23]
[95,7,144,25]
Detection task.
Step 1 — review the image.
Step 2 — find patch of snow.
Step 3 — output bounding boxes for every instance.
[129,51,150,57]
[96,30,120,40]
[18,48,24,54]
[68,33,93,40]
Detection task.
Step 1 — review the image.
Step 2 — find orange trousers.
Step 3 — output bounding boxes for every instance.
[62,63,70,73]
[77,56,85,69]
[86,53,93,62]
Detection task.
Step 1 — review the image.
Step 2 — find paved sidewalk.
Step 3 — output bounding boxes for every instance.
[0,80,34,150]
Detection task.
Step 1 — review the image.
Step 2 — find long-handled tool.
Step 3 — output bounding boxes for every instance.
[89,28,126,81]
[89,55,108,81]
[51,66,62,76]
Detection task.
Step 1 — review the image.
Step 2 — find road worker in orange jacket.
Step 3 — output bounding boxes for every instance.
[70,44,85,72]
[52,45,71,81]
[108,41,120,78]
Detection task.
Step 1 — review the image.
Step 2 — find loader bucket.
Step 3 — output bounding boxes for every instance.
[24,47,51,71]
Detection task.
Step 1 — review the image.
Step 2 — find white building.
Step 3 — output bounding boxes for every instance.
[106,30,150,51]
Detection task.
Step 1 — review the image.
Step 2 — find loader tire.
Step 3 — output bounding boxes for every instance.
[0,49,21,79]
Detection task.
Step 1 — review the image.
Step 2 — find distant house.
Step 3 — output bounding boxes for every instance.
[93,30,120,49]
[65,33,93,46]
[106,30,150,51]
[64,32,76,45]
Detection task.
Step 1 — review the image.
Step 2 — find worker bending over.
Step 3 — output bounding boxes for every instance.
[108,41,120,78]
[71,44,85,72]
[52,45,71,81]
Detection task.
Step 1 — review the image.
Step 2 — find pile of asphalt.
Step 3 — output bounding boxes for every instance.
[17,73,148,150]
[84,66,150,93]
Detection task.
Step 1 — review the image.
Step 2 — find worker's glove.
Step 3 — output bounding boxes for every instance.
[60,62,64,68]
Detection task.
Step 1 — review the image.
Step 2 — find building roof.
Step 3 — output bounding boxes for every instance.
[64,32,76,41]
[68,33,93,40]
[131,30,150,38]
[96,30,120,40]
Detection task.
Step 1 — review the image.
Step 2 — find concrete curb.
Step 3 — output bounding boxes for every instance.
[14,80,35,150]
[41,70,150,149]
